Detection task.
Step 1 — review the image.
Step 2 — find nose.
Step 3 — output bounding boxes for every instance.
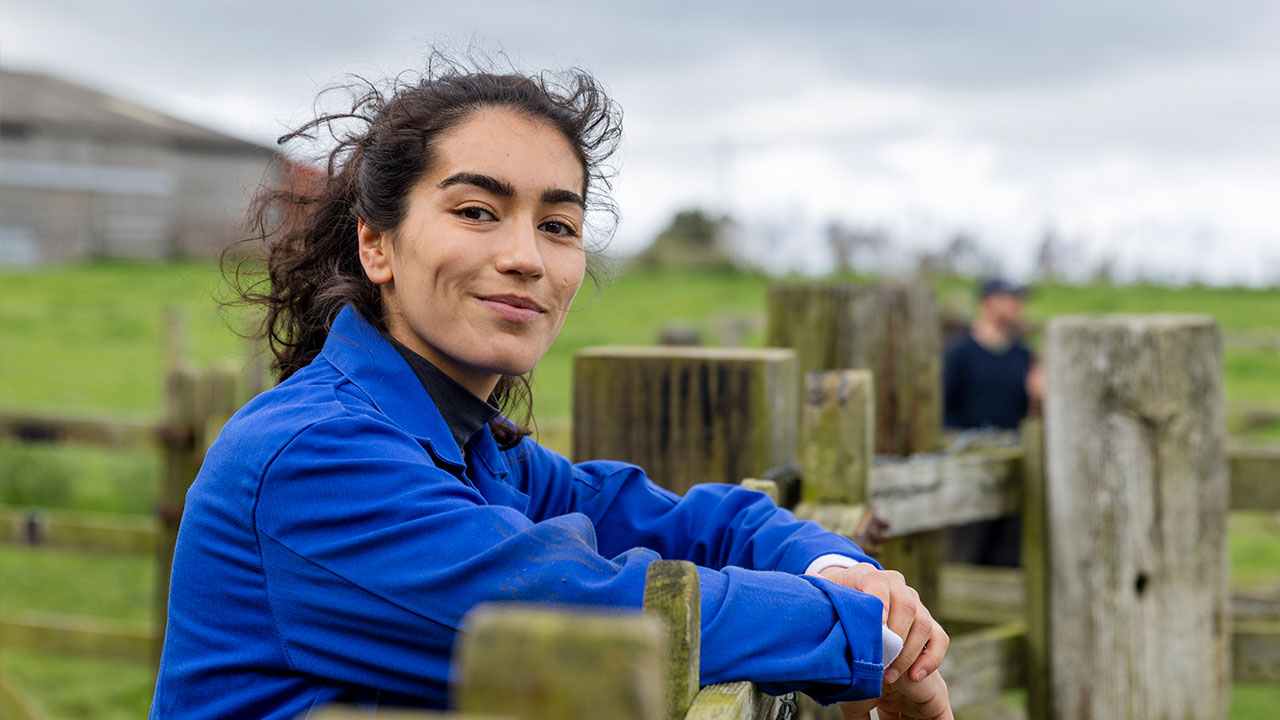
[495,221,545,279]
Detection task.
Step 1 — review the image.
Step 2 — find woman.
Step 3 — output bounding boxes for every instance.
[150,58,951,719]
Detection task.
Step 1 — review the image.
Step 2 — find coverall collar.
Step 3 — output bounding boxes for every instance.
[320,305,472,471]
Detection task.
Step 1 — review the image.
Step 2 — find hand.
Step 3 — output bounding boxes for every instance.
[811,564,949,684]
[838,670,952,720]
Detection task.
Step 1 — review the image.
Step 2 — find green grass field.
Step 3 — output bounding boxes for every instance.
[2,261,1278,718]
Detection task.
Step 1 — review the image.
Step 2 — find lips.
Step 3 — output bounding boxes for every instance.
[477,294,547,323]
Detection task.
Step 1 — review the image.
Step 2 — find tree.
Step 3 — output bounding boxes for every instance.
[633,208,736,270]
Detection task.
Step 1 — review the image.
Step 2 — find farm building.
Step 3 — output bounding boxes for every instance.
[0,67,279,264]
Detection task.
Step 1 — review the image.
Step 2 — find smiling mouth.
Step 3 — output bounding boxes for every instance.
[477,294,547,323]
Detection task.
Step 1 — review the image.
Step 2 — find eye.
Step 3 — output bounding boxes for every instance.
[455,206,496,222]
[540,220,580,239]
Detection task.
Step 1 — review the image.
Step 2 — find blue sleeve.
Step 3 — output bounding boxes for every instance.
[509,439,878,575]
[255,414,885,704]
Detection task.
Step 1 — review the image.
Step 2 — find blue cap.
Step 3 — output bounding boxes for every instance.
[979,277,1027,299]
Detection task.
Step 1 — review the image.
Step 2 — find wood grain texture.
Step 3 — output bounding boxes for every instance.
[454,604,665,720]
[938,621,1026,709]
[643,560,701,720]
[768,282,945,612]
[573,347,798,495]
[686,681,794,720]
[1044,315,1229,719]
[801,370,873,505]
[868,447,1023,537]
[766,283,941,456]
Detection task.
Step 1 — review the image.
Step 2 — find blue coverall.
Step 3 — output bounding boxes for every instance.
[149,306,887,718]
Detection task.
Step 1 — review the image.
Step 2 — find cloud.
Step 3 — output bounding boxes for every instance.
[3,0,1276,283]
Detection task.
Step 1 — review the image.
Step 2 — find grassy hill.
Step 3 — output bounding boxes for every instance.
[2,261,1277,718]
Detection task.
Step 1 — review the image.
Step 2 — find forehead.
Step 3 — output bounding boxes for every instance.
[427,107,585,196]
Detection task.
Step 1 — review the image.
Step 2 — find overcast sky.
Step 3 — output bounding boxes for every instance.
[3,1,1278,284]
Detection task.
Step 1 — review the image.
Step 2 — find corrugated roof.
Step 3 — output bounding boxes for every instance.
[0,67,274,154]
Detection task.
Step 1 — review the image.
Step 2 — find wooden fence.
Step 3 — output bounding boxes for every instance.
[0,310,261,717]
[573,284,1280,719]
[2,290,1278,719]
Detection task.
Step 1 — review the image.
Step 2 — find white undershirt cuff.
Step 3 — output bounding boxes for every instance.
[803,553,905,669]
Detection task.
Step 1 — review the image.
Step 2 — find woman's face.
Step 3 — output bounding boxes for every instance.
[358,107,587,398]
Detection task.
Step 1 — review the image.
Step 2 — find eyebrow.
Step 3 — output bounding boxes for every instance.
[438,172,585,209]
[541,188,586,209]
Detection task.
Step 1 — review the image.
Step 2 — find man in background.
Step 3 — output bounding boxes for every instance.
[943,278,1043,566]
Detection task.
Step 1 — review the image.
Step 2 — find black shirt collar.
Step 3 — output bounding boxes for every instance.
[385,335,500,452]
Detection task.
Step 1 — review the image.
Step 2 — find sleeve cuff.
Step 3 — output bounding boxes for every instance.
[804,553,865,577]
[804,555,906,671]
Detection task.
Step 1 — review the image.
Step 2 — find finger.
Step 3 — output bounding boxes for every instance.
[838,699,877,720]
[850,566,893,623]
[908,622,950,681]
[883,578,918,644]
[886,610,932,684]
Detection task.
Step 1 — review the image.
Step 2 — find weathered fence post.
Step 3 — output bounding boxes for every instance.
[794,370,876,720]
[573,347,798,494]
[800,370,873,506]
[1043,316,1228,719]
[766,283,940,456]
[643,561,701,720]
[200,363,241,458]
[1020,417,1049,720]
[768,283,943,607]
[152,364,199,667]
[454,606,666,720]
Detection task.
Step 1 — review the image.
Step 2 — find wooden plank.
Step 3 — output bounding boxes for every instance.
[0,610,153,663]
[454,604,665,720]
[0,409,159,450]
[766,283,941,456]
[800,370,873,505]
[1231,618,1280,685]
[868,447,1023,537]
[791,502,868,540]
[937,621,1026,709]
[1228,445,1280,511]
[1019,418,1050,720]
[154,364,200,667]
[739,479,781,504]
[938,563,1024,625]
[1045,315,1229,719]
[643,561,700,720]
[572,347,798,495]
[792,448,1022,540]
[684,682,776,720]
[0,505,157,555]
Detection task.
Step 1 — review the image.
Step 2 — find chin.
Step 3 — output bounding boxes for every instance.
[471,353,540,379]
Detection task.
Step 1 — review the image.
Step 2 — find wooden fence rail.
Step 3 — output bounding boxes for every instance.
[3,290,1279,719]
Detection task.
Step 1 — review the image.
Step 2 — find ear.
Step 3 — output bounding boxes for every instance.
[357,219,394,285]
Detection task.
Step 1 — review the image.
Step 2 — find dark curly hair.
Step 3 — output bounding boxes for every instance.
[226,54,622,448]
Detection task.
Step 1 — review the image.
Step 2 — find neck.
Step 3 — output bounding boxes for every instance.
[385,327,501,401]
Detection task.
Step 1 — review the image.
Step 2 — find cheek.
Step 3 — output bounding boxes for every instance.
[552,250,586,299]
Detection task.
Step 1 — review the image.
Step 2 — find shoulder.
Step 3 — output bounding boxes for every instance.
[210,357,408,476]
